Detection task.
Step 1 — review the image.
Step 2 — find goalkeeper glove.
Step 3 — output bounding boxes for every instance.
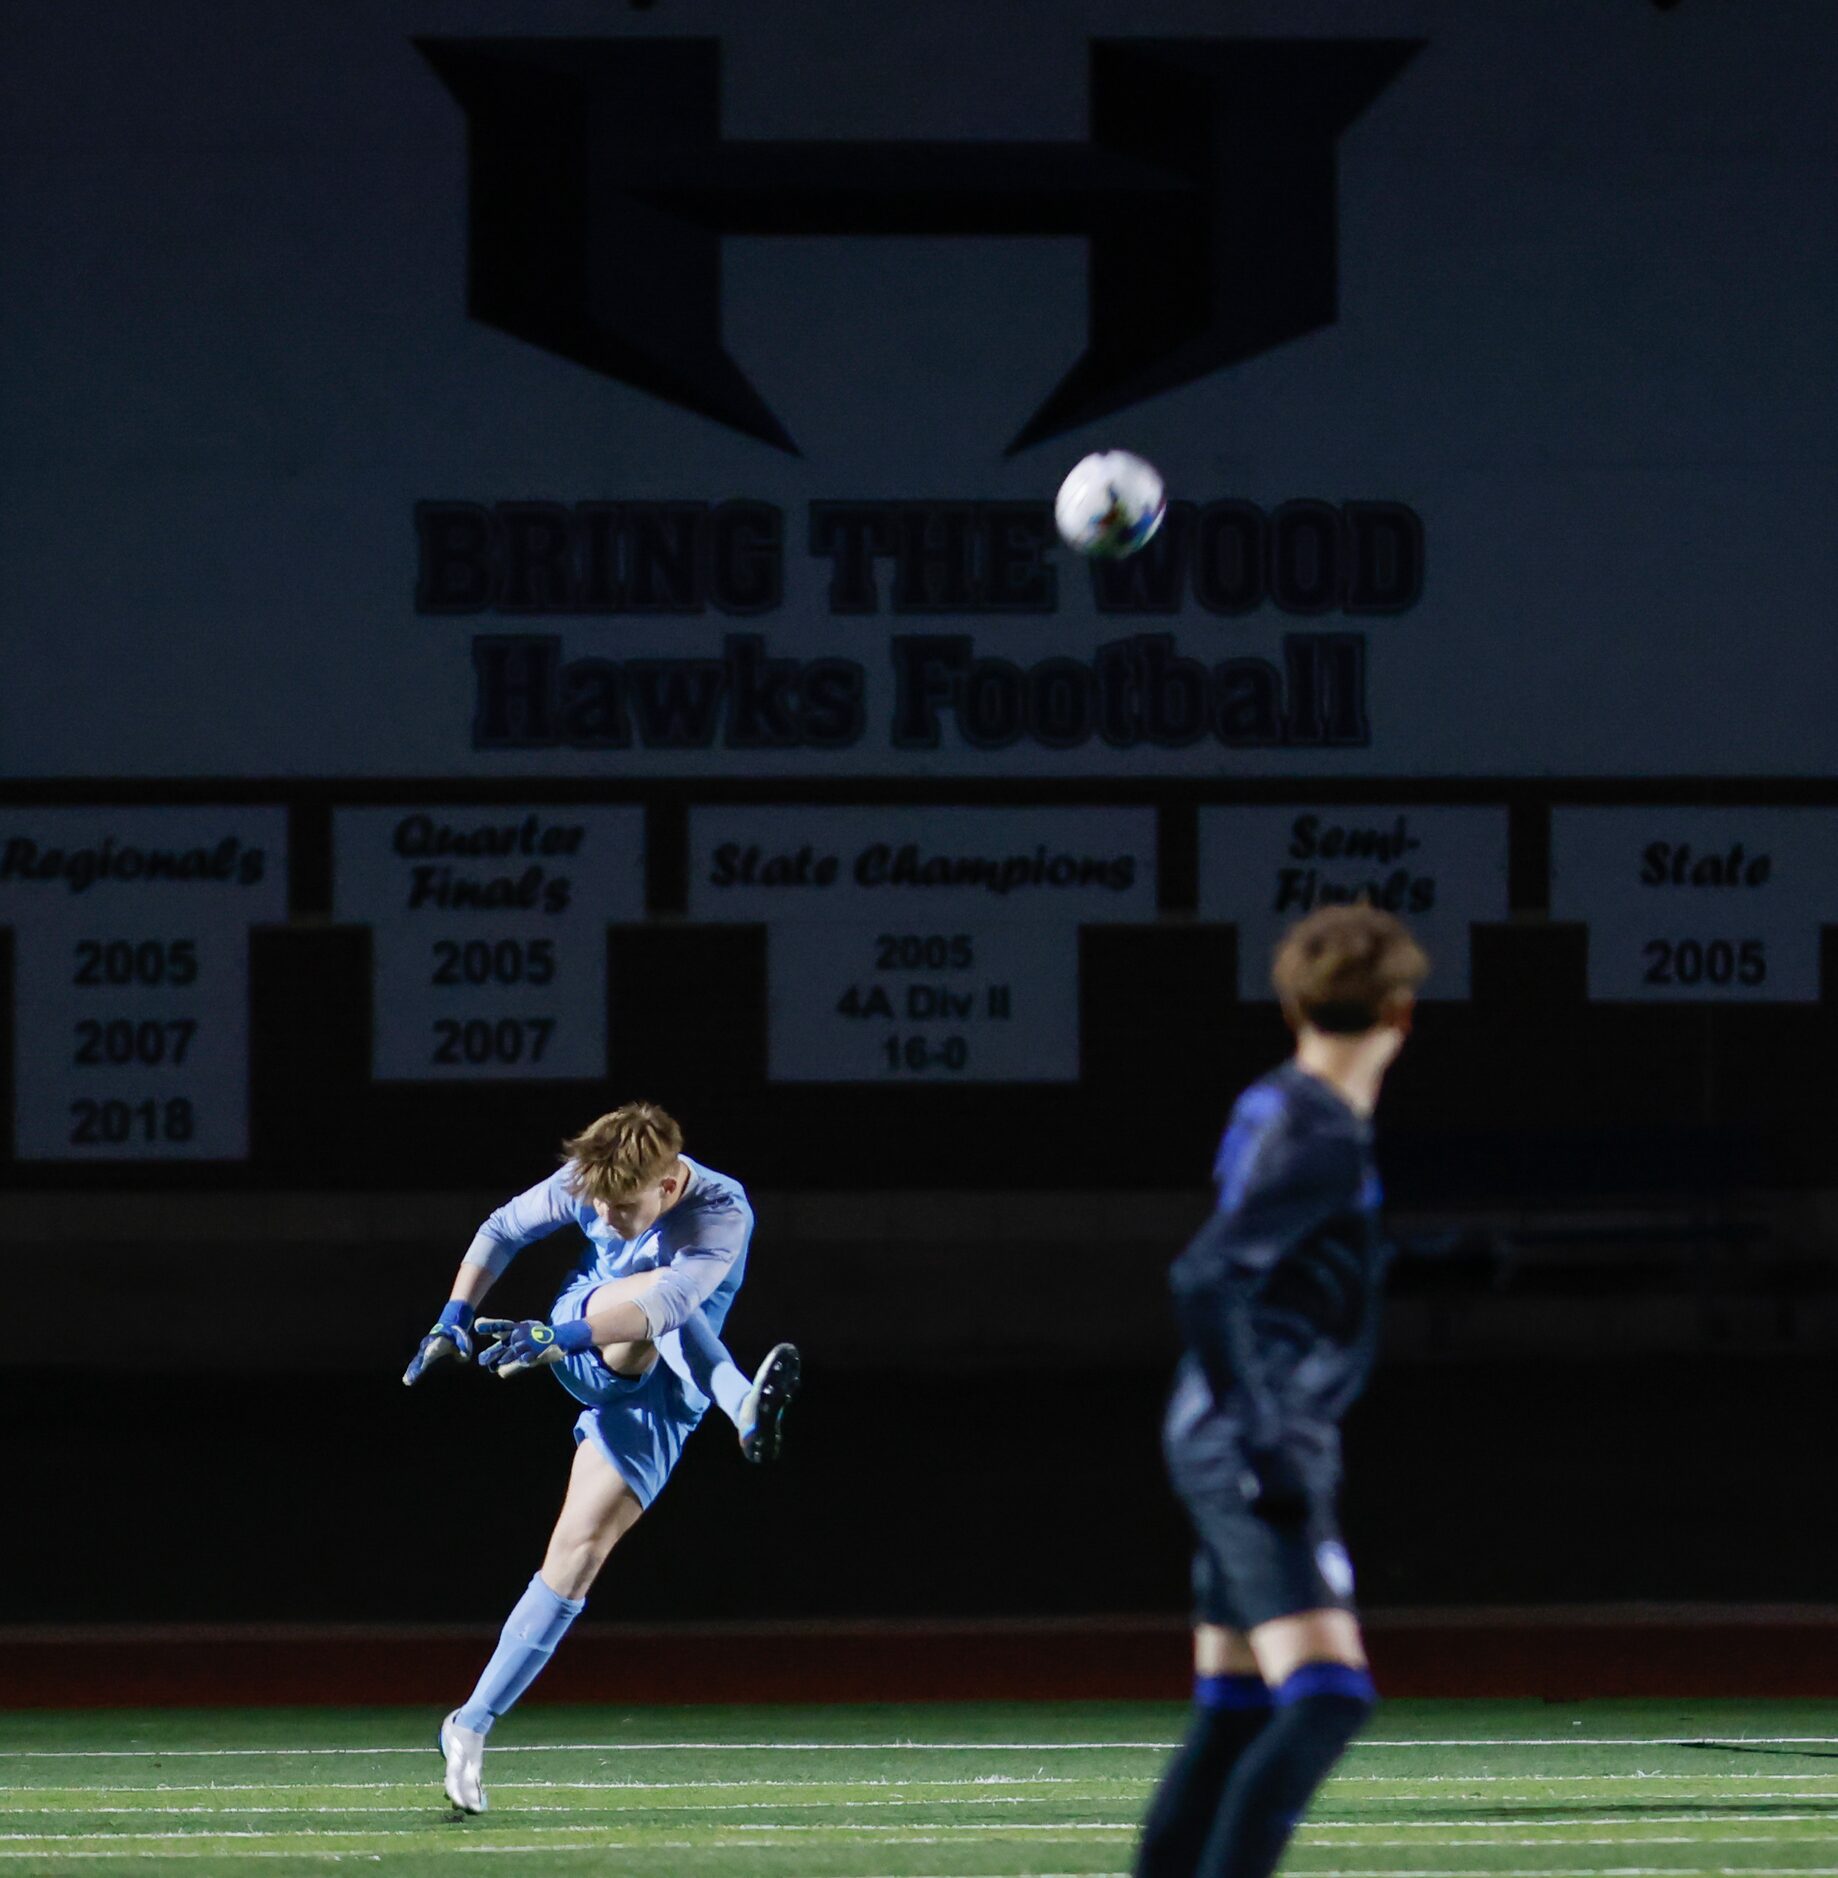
[401,1299,476,1386]
[476,1316,595,1379]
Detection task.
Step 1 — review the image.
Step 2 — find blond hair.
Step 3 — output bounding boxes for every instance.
[561,1101,684,1206]
[1271,905,1429,1035]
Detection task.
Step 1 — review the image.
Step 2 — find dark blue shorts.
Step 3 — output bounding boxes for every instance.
[1179,1478,1357,1633]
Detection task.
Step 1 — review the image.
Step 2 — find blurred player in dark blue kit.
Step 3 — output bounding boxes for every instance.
[1136,903,1430,1878]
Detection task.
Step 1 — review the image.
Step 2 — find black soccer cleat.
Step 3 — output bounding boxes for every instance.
[738,1342,801,1463]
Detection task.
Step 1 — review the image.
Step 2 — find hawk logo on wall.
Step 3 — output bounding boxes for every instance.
[420,36,1421,453]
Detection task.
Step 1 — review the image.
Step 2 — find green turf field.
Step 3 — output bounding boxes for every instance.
[4,1699,1838,1876]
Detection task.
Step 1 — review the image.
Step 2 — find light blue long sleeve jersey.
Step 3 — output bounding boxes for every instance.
[462,1153,753,1417]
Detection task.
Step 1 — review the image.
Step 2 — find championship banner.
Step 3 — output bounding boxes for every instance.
[687,807,1155,1080]
[1551,809,1838,1003]
[333,807,645,1079]
[1198,807,1508,998]
[0,810,287,1160]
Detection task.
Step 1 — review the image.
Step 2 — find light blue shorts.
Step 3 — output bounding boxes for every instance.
[549,1282,704,1509]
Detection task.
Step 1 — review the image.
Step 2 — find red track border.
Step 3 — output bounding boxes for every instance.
[5,1609,1838,1707]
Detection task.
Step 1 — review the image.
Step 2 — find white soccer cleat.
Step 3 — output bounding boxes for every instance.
[438,1709,488,1813]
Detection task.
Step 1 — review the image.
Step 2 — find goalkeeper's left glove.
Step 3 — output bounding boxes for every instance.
[476,1316,595,1379]
[401,1299,476,1387]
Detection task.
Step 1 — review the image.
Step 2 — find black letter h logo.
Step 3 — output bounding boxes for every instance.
[419,36,1420,455]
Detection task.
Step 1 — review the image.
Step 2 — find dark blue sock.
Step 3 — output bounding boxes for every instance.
[1133,1675,1271,1878]
[1193,1661,1376,1878]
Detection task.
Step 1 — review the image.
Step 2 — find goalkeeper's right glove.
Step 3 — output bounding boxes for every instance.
[402,1299,476,1386]
[475,1315,595,1379]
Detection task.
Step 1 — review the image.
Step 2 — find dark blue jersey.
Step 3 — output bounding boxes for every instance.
[1163,1063,1390,1494]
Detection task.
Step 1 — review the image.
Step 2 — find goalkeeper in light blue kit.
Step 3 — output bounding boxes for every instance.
[402,1101,799,1814]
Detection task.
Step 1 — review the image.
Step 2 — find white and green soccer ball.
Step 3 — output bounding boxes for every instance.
[1053,449,1168,558]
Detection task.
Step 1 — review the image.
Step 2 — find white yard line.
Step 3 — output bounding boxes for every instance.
[1335,1774,1838,1784]
[8,1734,1838,1759]
[1300,1817,1838,1830]
[1335,1841,1838,1851]
[0,1863,1824,1877]
[0,1862,1824,1878]
[0,1797,1064,1817]
[0,1840,713,1861]
[1305,1840,1792,1850]
[1359,1738,1838,1751]
[3,1813,1834,1847]
[0,1741,1174,1759]
[14,1769,1838,1793]
[0,1821,1133,1841]
[0,1775,1109,1795]
[8,1814,1838,1843]
[7,1770,1838,1796]
[1,1853,1836,1876]
[0,1855,1129,1871]
[7,1795,1838,1818]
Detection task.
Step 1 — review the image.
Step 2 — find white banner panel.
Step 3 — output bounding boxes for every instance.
[689,807,1154,1081]
[1198,807,1509,999]
[767,924,1079,1082]
[1551,809,1838,1002]
[688,807,1155,924]
[334,808,644,1079]
[0,809,287,1160]
[3,6,1834,780]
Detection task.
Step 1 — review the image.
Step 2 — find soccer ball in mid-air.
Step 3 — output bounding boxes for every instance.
[1053,449,1167,558]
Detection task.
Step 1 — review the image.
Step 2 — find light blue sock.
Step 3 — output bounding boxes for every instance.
[674,1308,752,1429]
[456,1574,584,1735]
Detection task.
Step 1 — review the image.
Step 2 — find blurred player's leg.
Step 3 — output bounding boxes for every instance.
[1135,1623,1270,1878]
[1191,1610,1374,1878]
[443,1442,642,1812]
[1137,1549,1270,1876]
